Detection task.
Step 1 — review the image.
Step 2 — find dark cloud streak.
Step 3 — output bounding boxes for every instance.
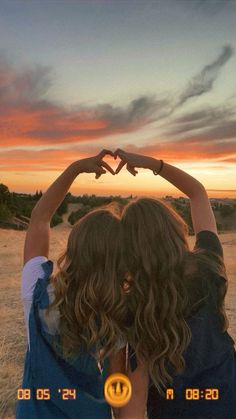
[0,61,52,105]
[176,45,234,107]
[194,0,234,16]
[165,106,236,138]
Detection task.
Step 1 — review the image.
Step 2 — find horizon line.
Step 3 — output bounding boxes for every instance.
[11,190,236,199]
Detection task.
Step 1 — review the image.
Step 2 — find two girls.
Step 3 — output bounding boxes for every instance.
[17,148,236,419]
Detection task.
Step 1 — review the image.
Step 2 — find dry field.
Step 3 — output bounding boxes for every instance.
[0,206,235,418]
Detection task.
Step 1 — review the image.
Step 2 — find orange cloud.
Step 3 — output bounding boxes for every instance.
[125,137,236,162]
[1,137,235,173]
[0,106,111,147]
[0,58,163,147]
[0,148,116,171]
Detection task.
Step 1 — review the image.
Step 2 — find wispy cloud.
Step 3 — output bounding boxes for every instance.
[177,0,235,16]
[0,147,115,171]
[165,105,236,139]
[0,45,235,169]
[123,137,236,163]
[176,45,234,107]
[0,56,169,147]
[2,45,233,148]
[1,133,235,171]
[0,61,51,105]
[194,0,234,16]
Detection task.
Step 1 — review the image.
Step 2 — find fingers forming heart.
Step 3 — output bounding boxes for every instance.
[97,148,138,176]
[96,149,115,176]
[127,164,138,176]
[101,160,115,175]
[115,160,126,174]
[98,148,114,158]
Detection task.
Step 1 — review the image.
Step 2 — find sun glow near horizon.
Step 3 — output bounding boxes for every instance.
[2,158,236,199]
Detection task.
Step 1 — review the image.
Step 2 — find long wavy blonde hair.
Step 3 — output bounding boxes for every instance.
[45,208,127,363]
[121,197,228,393]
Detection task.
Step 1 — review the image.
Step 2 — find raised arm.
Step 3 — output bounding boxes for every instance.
[23,150,114,266]
[114,149,217,236]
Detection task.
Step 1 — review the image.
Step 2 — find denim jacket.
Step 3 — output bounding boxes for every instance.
[16,260,111,419]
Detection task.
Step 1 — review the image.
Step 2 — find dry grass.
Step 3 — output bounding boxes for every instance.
[0,212,236,418]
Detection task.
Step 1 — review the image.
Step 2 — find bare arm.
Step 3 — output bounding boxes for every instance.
[119,359,148,419]
[156,161,217,235]
[108,347,127,376]
[23,150,114,266]
[108,347,127,419]
[114,149,217,236]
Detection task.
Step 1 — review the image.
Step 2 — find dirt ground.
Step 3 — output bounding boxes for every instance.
[0,210,235,418]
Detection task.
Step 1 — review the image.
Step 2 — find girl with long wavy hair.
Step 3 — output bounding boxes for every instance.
[16,150,127,419]
[114,149,236,419]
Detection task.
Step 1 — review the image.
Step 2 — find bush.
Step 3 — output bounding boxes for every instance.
[72,194,129,208]
[171,200,193,234]
[68,206,91,225]
[217,223,223,231]
[57,197,69,216]
[0,203,13,221]
[0,184,11,205]
[50,213,63,227]
[219,205,235,218]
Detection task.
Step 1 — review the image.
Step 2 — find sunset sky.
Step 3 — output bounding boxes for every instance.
[0,0,236,198]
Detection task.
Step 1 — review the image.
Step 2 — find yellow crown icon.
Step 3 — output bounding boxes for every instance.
[104,373,132,408]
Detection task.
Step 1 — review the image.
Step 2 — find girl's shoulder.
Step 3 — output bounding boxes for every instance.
[183,231,227,317]
[193,230,223,258]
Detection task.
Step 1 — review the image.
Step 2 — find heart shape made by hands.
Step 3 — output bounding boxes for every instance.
[101,152,122,175]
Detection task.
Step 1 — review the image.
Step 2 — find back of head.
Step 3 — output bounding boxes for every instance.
[46,209,127,362]
[121,197,189,275]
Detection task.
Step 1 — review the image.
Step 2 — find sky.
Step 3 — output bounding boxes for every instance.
[0,0,236,198]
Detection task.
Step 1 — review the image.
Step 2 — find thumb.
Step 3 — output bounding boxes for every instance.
[95,167,106,179]
[127,164,138,176]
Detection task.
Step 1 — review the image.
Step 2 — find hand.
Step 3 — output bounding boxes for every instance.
[75,149,115,179]
[114,149,161,176]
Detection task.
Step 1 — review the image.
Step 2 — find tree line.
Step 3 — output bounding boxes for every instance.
[0,184,69,227]
[0,183,235,231]
[0,184,131,228]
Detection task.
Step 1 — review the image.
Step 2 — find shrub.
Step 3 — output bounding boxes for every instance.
[0,203,13,221]
[219,205,235,218]
[0,184,11,205]
[50,213,63,227]
[68,206,91,225]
